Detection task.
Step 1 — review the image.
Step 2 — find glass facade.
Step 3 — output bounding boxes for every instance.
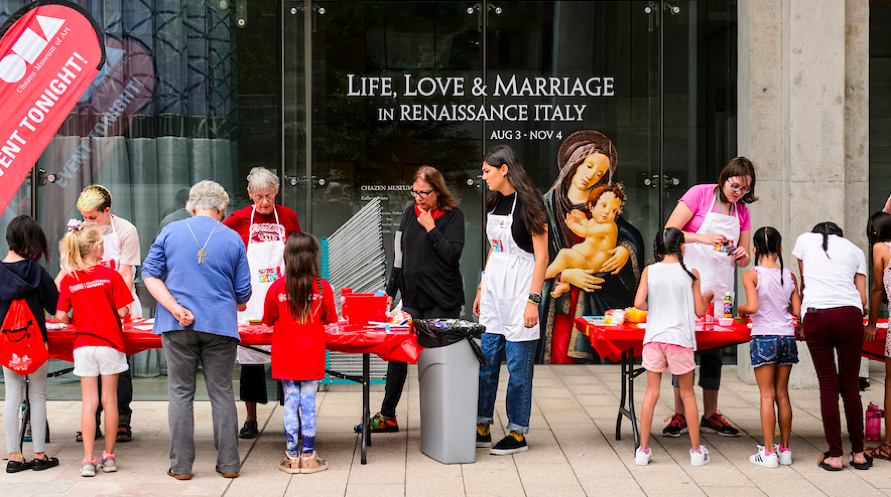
[0,0,738,398]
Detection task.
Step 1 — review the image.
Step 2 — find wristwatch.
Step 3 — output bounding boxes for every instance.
[528,293,542,305]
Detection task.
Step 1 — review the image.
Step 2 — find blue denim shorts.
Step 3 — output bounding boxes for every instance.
[749,335,799,367]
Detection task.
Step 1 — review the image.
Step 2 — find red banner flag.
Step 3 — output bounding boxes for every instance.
[0,0,104,212]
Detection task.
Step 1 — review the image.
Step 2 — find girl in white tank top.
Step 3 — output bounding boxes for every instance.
[632,228,712,467]
[737,227,802,468]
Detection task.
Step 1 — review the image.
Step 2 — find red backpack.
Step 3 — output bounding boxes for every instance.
[0,299,48,375]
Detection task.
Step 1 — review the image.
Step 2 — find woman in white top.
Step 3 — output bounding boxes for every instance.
[792,222,869,470]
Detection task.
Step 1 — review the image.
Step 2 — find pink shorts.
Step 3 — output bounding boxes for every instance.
[641,342,696,375]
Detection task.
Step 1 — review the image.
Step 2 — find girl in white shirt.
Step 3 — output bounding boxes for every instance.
[792,222,869,471]
[632,228,712,467]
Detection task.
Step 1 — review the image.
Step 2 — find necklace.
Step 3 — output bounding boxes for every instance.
[186,219,221,264]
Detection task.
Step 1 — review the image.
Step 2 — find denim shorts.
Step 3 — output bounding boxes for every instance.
[749,335,799,367]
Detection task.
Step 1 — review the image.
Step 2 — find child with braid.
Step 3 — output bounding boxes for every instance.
[633,227,713,467]
[263,232,337,474]
[737,227,800,468]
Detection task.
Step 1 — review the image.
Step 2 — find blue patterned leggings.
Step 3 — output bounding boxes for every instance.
[282,379,319,455]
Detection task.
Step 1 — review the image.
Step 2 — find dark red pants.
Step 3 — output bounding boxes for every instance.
[803,306,865,457]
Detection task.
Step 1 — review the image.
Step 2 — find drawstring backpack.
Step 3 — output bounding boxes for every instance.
[0,299,48,375]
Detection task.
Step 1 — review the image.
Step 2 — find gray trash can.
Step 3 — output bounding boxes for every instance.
[417,337,480,464]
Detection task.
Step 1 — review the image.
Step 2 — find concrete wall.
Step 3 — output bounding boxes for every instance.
[736,0,869,388]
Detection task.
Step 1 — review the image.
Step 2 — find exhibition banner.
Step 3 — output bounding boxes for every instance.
[0,0,104,211]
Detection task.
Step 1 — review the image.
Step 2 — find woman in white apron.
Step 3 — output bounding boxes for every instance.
[223,167,300,439]
[62,185,142,442]
[473,145,549,456]
[663,157,757,438]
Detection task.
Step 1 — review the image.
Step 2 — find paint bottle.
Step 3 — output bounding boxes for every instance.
[723,291,733,319]
[705,300,714,330]
[866,402,882,441]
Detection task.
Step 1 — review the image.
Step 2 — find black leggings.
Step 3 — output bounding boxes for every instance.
[379,305,461,418]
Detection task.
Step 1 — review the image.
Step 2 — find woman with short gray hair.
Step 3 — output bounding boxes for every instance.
[143,180,251,479]
[223,167,301,439]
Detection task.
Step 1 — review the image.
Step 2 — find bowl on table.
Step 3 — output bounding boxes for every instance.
[625,308,647,323]
[717,318,734,327]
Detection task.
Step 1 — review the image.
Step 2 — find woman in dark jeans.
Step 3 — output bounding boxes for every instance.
[792,222,870,470]
[355,166,465,433]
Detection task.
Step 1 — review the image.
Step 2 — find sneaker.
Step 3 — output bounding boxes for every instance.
[662,413,688,438]
[774,444,792,466]
[476,431,492,448]
[749,445,778,468]
[700,413,740,437]
[279,453,301,474]
[239,419,259,439]
[490,434,528,456]
[634,447,651,466]
[100,452,117,473]
[300,451,328,474]
[81,458,97,477]
[353,413,399,433]
[690,446,711,467]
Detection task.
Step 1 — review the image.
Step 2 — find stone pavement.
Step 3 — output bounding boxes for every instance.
[1,364,888,497]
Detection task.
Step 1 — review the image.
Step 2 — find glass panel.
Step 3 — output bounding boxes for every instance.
[870,1,890,320]
[487,2,657,363]
[305,1,484,318]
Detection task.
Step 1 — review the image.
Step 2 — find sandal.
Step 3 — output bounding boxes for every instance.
[818,452,842,471]
[865,443,891,461]
[75,429,102,442]
[850,452,873,470]
[116,426,132,442]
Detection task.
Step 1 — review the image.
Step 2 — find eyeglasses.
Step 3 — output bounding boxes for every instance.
[410,189,435,199]
[251,193,276,202]
[726,180,750,194]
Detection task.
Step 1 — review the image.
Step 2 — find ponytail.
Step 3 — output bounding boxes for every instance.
[811,222,843,259]
[654,227,696,281]
[59,222,103,276]
[753,226,785,285]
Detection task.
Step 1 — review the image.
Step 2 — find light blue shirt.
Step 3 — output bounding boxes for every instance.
[143,215,251,339]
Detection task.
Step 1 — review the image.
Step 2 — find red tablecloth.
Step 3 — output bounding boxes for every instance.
[573,318,752,362]
[575,317,890,363]
[47,319,421,364]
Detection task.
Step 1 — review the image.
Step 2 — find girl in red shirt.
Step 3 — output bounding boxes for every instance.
[55,222,132,477]
[263,232,337,474]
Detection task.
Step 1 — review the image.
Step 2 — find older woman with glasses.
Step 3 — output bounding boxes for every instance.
[222,167,301,439]
[661,157,758,439]
[355,166,465,434]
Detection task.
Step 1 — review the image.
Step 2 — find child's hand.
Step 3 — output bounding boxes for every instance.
[473,291,481,317]
[523,302,539,328]
[703,290,715,303]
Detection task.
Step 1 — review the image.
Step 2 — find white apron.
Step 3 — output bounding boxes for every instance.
[479,194,538,342]
[236,206,286,364]
[682,193,741,308]
[100,216,142,318]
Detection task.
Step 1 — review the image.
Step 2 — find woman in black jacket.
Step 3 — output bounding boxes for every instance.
[355,166,465,433]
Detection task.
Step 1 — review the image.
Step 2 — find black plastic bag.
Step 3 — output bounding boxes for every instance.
[413,319,487,366]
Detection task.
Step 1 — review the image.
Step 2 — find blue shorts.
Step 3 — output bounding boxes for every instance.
[749,335,799,367]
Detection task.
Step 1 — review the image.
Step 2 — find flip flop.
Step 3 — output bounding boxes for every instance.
[850,452,873,470]
[818,452,842,471]
[75,429,102,443]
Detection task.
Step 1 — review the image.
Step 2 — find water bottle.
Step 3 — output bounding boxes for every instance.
[866,402,883,441]
[723,291,733,319]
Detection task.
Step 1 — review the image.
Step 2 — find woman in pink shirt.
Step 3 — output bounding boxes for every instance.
[661,157,757,438]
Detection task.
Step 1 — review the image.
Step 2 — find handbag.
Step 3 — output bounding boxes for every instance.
[0,299,48,375]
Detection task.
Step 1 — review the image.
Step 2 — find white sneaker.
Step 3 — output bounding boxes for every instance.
[690,446,711,466]
[634,447,651,466]
[774,444,792,466]
[749,445,778,468]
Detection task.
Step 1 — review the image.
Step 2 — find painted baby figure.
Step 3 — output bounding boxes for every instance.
[546,185,624,298]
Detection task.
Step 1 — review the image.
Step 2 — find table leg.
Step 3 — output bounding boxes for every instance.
[361,352,370,465]
[19,378,31,450]
[616,348,643,450]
